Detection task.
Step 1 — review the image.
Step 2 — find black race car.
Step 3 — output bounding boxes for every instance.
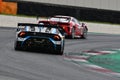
[14,23,65,54]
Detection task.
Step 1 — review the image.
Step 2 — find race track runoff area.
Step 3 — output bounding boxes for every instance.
[64,49,120,76]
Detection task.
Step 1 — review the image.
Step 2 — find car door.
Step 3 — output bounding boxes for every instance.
[73,18,81,36]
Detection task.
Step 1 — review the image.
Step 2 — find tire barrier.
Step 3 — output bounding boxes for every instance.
[0,1,17,15]
[17,1,120,24]
[17,1,76,17]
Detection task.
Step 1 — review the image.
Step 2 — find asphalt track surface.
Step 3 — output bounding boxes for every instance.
[0,27,120,80]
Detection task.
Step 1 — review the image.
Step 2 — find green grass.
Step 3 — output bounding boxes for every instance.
[88,50,120,73]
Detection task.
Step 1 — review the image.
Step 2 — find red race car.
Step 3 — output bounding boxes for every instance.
[38,15,88,39]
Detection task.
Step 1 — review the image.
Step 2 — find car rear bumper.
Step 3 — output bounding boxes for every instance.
[15,37,63,51]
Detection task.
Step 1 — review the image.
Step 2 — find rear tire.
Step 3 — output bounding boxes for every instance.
[81,28,87,39]
[56,50,63,55]
[14,41,21,50]
[55,43,64,55]
[70,28,75,39]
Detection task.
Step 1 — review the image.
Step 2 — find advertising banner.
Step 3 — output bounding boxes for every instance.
[0,0,2,12]
[0,1,17,15]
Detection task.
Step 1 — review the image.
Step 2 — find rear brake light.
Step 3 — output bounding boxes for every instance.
[18,32,26,37]
[53,35,61,40]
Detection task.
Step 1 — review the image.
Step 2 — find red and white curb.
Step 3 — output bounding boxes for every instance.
[63,55,88,62]
[83,50,116,55]
[63,49,120,76]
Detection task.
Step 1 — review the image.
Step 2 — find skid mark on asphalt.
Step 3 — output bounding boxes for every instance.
[63,49,120,77]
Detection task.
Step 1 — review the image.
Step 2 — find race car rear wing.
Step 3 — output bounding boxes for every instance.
[17,23,65,35]
[18,23,61,29]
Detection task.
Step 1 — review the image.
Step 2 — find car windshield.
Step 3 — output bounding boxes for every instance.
[18,25,60,34]
[49,17,70,23]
